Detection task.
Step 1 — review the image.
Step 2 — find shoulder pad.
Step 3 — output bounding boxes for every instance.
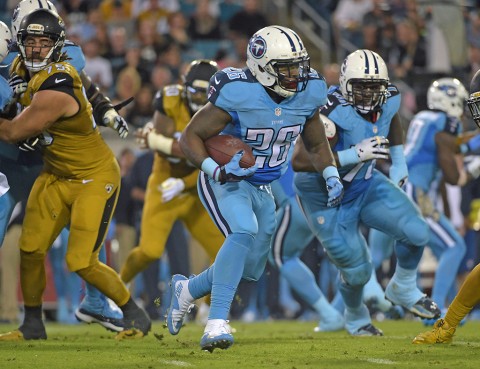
[444,115,462,135]
[321,87,347,115]
[208,68,251,104]
[386,83,401,98]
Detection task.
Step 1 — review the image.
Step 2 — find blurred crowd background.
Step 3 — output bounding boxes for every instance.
[1,0,480,326]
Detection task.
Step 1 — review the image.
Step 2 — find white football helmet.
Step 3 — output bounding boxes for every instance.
[246,25,310,98]
[11,0,58,39]
[339,49,389,114]
[427,77,467,118]
[0,21,11,63]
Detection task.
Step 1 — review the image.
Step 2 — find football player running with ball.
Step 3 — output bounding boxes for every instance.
[165,25,343,352]
[0,9,150,341]
[120,60,225,301]
[292,49,440,336]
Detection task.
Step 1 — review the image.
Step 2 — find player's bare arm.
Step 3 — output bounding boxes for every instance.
[295,110,336,173]
[0,88,78,142]
[387,113,405,146]
[180,102,231,168]
[435,131,462,184]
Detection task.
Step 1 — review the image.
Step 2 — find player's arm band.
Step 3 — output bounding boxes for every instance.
[86,82,114,127]
[337,148,360,166]
[322,165,340,181]
[201,157,220,181]
[147,132,173,155]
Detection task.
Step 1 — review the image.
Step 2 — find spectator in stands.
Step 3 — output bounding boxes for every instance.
[333,0,373,53]
[228,0,268,40]
[187,0,222,40]
[125,84,155,129]
[82,38,114,93]
[103,26,129,82]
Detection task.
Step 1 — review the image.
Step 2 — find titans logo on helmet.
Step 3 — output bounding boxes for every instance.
[249,36,267,59]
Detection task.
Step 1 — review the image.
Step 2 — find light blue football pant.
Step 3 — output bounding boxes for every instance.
[295,171,429,331]
[188,173,276,320]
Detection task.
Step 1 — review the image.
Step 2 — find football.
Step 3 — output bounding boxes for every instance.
[205,134,256,168]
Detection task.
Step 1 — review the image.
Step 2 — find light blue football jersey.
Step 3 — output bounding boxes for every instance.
[208,67,327,185]
[404,110,462,192]
[295,84,401,203]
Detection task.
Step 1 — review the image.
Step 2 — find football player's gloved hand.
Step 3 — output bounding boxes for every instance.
[103,108,129,139]
[135,122,154,149]
[159,177,185,202]
[325,176,344,207]
[17,136,41,152]
[9,74,27,99]
[466,156,480,179]
[216,150,257,184]
[355,136,390,162]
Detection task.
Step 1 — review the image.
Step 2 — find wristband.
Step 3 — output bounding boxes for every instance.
[337,147,360,166]
[390,144,406,167]
[322,165,340,181]
[201,157,220,180]
[147,132,173,155]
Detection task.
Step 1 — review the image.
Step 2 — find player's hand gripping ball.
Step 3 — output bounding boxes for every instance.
[205,134,255,168]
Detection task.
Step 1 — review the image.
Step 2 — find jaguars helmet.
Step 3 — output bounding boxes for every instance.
[339,49,389,114]
[246,25,310,98]
[468,70,480,128]
[0,21,11,63]
[183,59,218,113]
[17,9,65,73]
[11,0,57,40]
[427,77,467,118]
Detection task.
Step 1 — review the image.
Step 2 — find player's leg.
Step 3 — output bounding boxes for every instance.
[361,177,439,319]
[413,262,480,344]
[270,197,344,332]
[297,197,381,336]
[75,243,124,331]
[0,174,69,341]
[422,214,466,325]
[120,173,175,284]
[67,176,150,339]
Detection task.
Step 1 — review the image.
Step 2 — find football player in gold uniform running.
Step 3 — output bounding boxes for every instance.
[121,60,224,312]
[0,9,150,340]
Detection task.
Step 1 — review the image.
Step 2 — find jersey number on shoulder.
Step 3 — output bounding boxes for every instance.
[246,125,302,168]
[46,64,66,74]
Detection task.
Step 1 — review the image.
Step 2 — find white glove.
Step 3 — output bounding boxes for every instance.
[466,156,480,179]
[159,177,185,202]
[355,136,390,162]
[9,74,27,98]
[135,122,154,149]
[103,108,129,139]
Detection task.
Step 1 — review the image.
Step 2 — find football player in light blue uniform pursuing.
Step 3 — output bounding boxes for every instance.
[293,49,441,336]
[0,0,129,332]
[269,130,345,332]
[165,25,344,352]
[369,77,480,325]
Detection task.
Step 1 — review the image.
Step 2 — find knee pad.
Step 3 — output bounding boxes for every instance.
[340,261,372,287]
[402,217,429,246]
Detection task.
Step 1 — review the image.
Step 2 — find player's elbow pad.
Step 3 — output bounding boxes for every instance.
[86,83,114,127]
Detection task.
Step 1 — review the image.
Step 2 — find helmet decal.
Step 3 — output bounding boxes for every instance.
[248,36,267,59]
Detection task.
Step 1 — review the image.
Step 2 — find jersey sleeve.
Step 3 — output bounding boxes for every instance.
[153,90,165,114]
[0,76,12,110]
[64,41,86,73]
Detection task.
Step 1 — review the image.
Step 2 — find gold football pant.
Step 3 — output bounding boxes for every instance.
[121,172,224,283]
[19,170,130,307]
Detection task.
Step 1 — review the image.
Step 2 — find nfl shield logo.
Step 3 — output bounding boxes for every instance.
[275,107,282,116]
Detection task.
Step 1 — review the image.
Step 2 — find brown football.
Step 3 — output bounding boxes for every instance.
[205,134,255,168]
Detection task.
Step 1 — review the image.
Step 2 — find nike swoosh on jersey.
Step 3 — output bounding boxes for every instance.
[55,78,66,83]
[82,179,94,184]
[214,76,220,84]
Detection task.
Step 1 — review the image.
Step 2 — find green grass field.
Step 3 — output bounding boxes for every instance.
[0,320,479,369]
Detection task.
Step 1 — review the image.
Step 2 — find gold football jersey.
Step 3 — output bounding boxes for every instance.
[152,84,197,181]
[11,58,115,179]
